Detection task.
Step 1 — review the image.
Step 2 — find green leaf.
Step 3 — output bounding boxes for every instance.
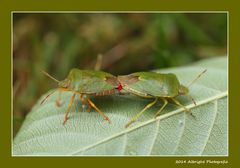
[13,57,228,156]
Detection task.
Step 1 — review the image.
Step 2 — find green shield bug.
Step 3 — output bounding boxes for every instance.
[41,68,122,124]
[117,69,207,127]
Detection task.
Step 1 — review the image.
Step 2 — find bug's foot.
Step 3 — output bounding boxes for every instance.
[154,114,160,119]
[125,120,135,128]
[104,116,111,124]
[63,117,69,125]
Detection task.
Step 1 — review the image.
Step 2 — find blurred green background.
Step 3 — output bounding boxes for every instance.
[13,13,227,136]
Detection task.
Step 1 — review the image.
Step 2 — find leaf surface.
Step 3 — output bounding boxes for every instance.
[13,57,228,156]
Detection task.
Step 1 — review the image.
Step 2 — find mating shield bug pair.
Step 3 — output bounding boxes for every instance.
[41,68,206,127]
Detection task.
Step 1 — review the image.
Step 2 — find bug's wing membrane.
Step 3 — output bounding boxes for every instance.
[129,72,180,97]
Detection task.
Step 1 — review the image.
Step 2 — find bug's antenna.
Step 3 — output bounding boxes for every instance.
[94,54,102,71]
[187,69,207,88]
[186,94,196,106]
[41,70,60,83]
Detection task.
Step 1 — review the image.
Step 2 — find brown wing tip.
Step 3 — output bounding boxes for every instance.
[117,74,139,86]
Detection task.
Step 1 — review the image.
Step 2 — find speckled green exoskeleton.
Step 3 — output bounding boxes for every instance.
[41,69,122,124]
[117,70,206,127]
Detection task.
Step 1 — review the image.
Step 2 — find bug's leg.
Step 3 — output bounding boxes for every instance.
[63,93,76,125]
[171,98,195,118]
[125,98,158,128]
[83,95,92,112]
[87,98,111,124]
[87,104,92,112]
[79,94,92,112]
[79,94,86,110]
[56,89,62,107]
[154,98,168,118]
[40,89,57,105]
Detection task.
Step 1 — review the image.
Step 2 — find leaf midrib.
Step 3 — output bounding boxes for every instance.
[70,91,228,155]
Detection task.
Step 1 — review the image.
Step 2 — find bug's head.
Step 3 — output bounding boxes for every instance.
[178,85,189,95]
[42,70,71,89]
[178,69,207,106]
[58,79,71,89]
[41,70,68,105]
[179,84,196,106]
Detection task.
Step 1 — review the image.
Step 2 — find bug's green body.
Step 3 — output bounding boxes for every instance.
[42,68,120,125]
[59,69,119,95]
[118,72,188,98]
[117,71,201,127]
